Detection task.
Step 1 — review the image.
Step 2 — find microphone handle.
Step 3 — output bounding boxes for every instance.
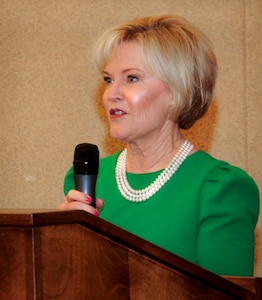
[74,174,97,207]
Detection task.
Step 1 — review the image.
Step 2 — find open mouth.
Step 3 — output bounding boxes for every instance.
[109,109,127,116]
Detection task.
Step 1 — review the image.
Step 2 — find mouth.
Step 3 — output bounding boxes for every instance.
[109,108,127,117]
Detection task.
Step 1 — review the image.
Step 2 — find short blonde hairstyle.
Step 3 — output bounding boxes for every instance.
[94,15,217,129]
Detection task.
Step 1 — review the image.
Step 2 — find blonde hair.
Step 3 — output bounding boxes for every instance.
[94,15,217,129]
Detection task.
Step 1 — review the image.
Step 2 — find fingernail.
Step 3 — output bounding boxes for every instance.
[85,196,92,203]
[94,210,100,217]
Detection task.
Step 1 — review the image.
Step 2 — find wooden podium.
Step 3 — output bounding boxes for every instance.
[0,209,261,299]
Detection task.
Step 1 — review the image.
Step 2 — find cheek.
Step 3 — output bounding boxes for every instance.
[131,97,157,129]
[130,88,153,110]
[134,87,171,118]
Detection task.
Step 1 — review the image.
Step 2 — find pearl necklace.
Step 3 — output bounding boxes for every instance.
[115,139,193,202]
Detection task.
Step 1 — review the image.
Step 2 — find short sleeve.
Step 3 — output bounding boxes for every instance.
[198,164,259,276]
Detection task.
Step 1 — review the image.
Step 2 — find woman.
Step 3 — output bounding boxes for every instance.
[60,15,259,276]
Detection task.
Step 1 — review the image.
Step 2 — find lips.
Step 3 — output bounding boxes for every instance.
[109,108,127,116]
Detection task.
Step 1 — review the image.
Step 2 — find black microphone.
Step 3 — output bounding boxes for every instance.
[73,143,99,207]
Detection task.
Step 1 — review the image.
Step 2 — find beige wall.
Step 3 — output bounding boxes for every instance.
[0,0,261,275]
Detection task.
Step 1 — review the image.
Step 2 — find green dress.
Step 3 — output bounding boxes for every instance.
[64,150,259,276]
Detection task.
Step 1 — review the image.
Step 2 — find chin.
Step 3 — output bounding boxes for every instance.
[110,130,128,142]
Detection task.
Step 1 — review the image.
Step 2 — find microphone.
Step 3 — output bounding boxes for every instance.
[73,143,99,207]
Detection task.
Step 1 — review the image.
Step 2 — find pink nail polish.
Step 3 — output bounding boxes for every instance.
[94,210,100,217]
[85,196,92,203]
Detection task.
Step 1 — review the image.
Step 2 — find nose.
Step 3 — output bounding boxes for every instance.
[104,81,123,102]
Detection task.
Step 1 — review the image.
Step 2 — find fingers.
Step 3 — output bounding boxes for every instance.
[59,200,91,211]
[59,190,105,217]
[66,189,91,204]
[95,198,104,210]
[95,198,105,215]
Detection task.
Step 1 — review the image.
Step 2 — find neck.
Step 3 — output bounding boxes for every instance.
[125,131,187,173]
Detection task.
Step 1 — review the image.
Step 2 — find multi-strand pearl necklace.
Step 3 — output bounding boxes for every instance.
[115,139,193,202]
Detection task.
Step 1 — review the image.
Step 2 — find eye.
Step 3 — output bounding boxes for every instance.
[127,75,138,83]
[103,76,113,84]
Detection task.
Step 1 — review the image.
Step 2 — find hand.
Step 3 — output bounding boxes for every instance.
[59,189,104,216]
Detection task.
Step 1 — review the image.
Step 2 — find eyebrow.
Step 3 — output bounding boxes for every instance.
[103,68,143,76]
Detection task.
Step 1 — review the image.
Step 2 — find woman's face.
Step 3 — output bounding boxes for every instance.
[102,41,174,145]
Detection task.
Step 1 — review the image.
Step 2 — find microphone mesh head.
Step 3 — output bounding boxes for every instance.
[73,143,99,174]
